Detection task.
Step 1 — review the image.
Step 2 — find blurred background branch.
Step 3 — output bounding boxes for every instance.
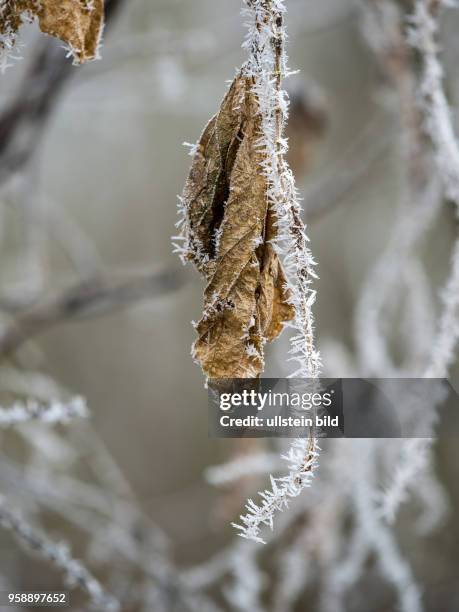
[0,265,188,355]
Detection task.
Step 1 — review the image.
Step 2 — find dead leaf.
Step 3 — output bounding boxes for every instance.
[1,0,104,64]
[181,74,295,379]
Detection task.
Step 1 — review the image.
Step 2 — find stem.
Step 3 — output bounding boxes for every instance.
[235,0,320,543]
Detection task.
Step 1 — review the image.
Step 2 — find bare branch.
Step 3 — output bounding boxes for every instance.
[0,500,120,611]
[0,265,188,355]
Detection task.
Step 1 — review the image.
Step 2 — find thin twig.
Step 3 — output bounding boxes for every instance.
[0,265,188,355]
[0,396,88,427]
[0,500,120,611]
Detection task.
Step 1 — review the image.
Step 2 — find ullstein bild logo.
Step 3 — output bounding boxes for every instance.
[208,378,459,438]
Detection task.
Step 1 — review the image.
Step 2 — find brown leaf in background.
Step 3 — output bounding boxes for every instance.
[0,0,104,63]
[38,0,104,62]
[181,75,295,379]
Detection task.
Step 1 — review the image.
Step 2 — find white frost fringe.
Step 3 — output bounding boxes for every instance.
[0,396,88,427]
[408,0,459,204]
[233,0,321,544]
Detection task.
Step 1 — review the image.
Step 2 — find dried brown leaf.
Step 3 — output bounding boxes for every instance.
[181,75,295,379]
[182,76,246,272]
[1,0,104,64]
[38,0,104,62]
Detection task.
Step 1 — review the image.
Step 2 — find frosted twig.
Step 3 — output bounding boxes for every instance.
[377,0,459,524]
[413,467,450,533]
[354,442,422,612]
[233,438,319,543]
[408,0,459,203]
[377,379,448,526]
[356,0,443,376]
[425,210,459,378]
[242,0,320,376]
[184,481,323,590]
[382,240,459,521]
[0,500,120,611]
[379,439,431,523]
[0,396,88,427]
[233,0,321,545]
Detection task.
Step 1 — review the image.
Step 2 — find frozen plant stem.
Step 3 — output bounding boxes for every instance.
[0,396,88,427]
[378,0,459,526]
[408,0,459,377]
[234,0,320,543]
[408,0,459,204]
[0,501,119,612]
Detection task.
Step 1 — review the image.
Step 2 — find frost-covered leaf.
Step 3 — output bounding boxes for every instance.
[0,0,104,65]
[181,74,294,379]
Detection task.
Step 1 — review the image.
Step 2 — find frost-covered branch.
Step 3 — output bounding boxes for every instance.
[382,239,459,521]
[376,0,459,524]
[0,500,120,611]
[344,3,457,596]
[355,0,441,376]
[233,438,319,543]
[425,239,459,376]
[233,0,321,545]
[0,396,88,427]
[408,0,459,203]
[354,442,422,612]
[408,0,459,377]
[379,439,431,523]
